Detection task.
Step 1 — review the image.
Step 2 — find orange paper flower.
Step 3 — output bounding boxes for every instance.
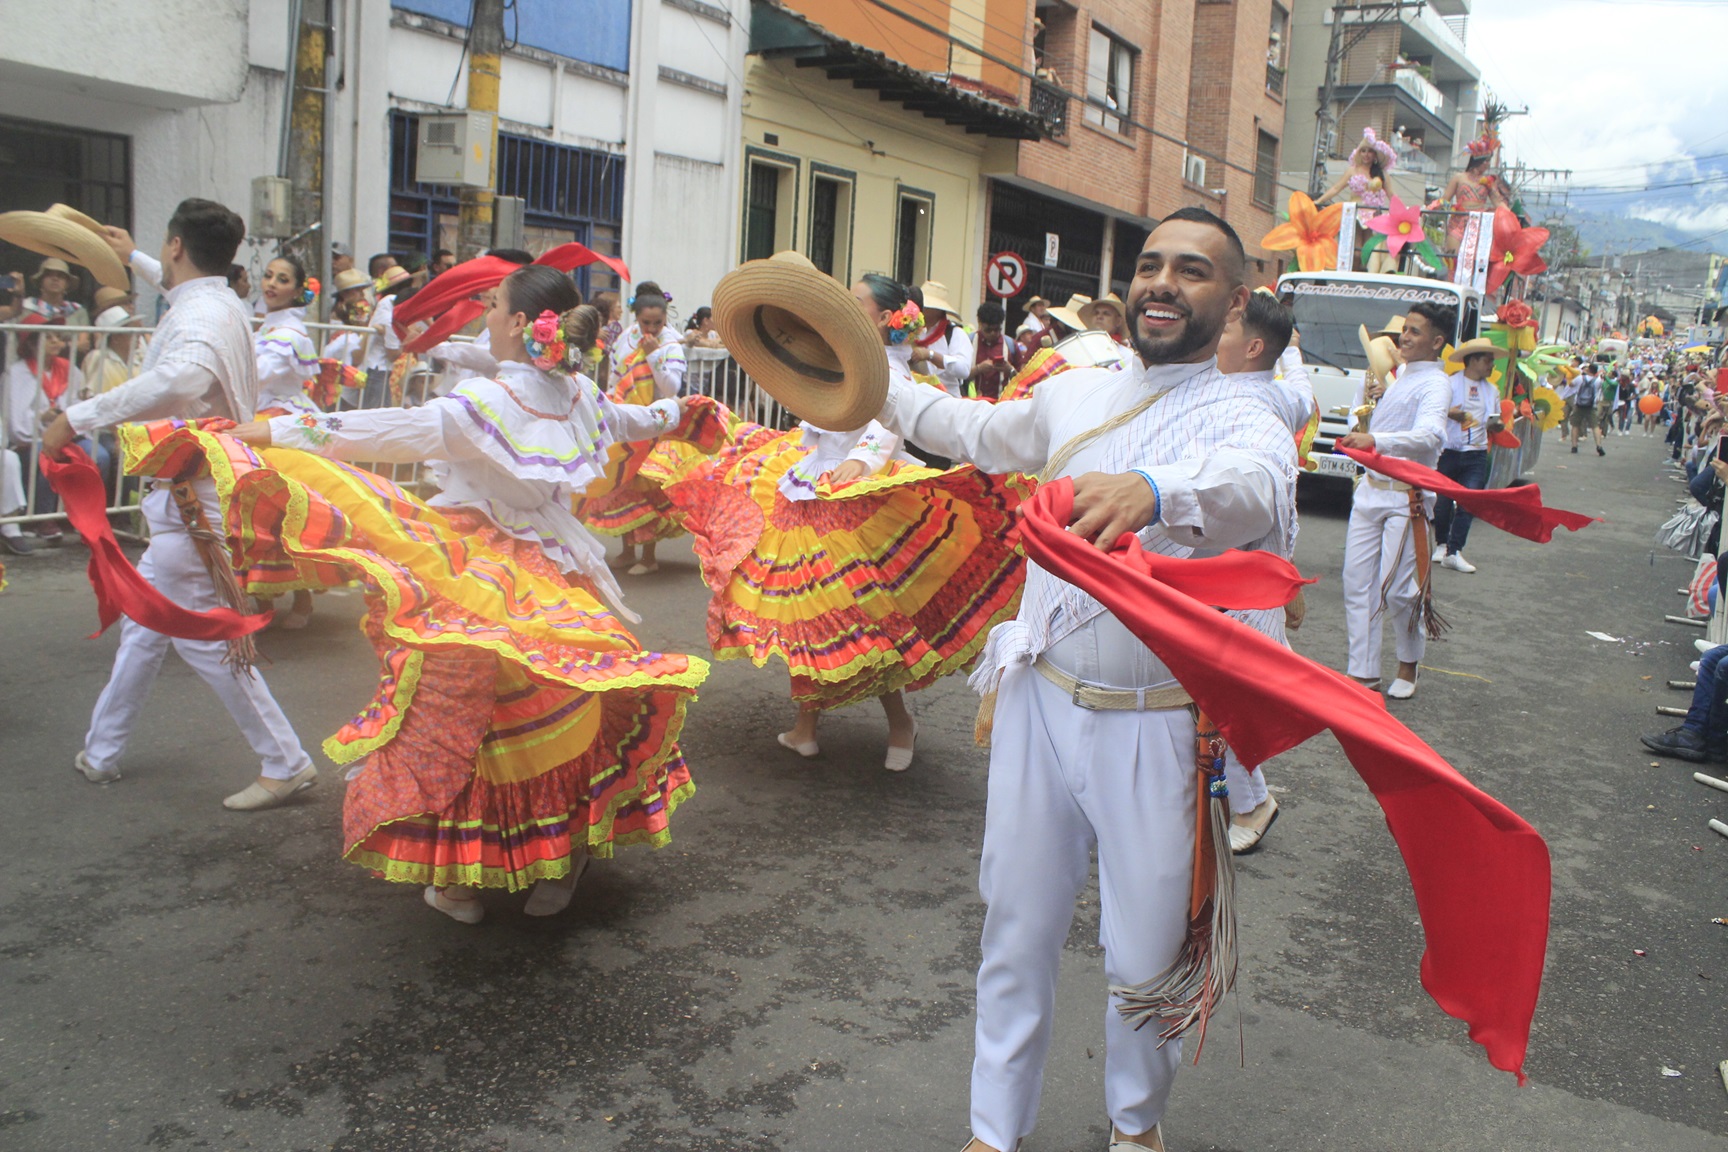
[1261,193,1346,272]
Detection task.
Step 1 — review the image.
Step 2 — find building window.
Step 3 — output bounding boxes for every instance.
[1254,130,1279,208]
[742,149,798,263]
[894,189,934,287]
[1267,4,1288,97]
[0,116,131,297]
[1084,25,1135,135]
[388,111,624,296]
[807,165,855,282]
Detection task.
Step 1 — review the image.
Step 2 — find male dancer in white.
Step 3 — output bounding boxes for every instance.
[1336,301,1454,700]
[875,207,1297,1152]
[41,200,316,810]
[1212,289,1316,852]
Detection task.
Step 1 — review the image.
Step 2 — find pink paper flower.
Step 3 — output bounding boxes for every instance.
[531,310,561,343]
[1364,195,1424,257]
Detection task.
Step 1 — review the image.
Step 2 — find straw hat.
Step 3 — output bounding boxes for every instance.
[1046,293,1093,333]
[1025,295,1049,309]
[1445,337,1500,372]
[918,279,961,320]
[1371,315,1406,340]
[1079,292,1126,331]
[94,285,134,312]
[711,251,887,431]
[1358,324,1402,385]
[376,265,412,291]
[94,305,141,330]
[332,268,371,294]
[0,206,129,289]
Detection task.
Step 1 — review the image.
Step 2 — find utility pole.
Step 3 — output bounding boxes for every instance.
[285,0,331,288]
[457,0,505,261]
[1310,1,1427,197]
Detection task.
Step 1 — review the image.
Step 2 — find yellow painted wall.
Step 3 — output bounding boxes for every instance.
[742,56,1011,314]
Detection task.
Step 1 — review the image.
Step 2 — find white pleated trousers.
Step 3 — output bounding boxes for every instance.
[1342,484,1427,680]
[83,482,311,781]
[970,661,1195,1150]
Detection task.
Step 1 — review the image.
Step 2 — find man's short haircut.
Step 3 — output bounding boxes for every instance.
[487,247,534,266]
[432,248,454,261]
[1406,300,1457,338]
[226,263,246,286]
[368,252,398,276]
[1159,206,1246,283]
[976,300,1005,327]
[166,199,245,275]
[1242,291,1294,360]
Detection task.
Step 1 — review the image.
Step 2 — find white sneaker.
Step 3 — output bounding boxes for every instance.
[1691,660,1702,674]
[1431,545,1448,562]
[1442,552,1476,573]
[73,750,121,784]
[1387,675,1418,699]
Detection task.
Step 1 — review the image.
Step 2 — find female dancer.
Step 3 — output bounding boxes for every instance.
[583,280,689,575]
[1317,128,1399,271]
[252,254,323,627]
[679,271,1026,771]
[178,265,708,923]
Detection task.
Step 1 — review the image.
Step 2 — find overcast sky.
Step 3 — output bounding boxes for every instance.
[1469,0,1728,235]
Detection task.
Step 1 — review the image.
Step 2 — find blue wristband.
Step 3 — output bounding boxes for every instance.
[1130,468,1162,525]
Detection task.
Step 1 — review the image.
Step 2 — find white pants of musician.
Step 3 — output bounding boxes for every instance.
[82,481,312,781]
[1343,481,1429,680]
[971,660,1194,1150]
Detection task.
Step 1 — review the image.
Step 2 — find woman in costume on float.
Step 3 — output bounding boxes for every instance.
[1317,127,1400,272]
[251,254,323,628]
[186,265,709,924]
[580,280,689,576]
[679,261,1027,772]
[1432,132,1509,251]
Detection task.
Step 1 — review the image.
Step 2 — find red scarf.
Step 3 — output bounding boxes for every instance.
[1340,447,1596,541]
[32,356,71,405]
[916,314,950,348]
[1017,478,1549,1083]
[40,445,271,642]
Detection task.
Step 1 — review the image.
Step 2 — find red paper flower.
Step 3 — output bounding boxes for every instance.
[1487,208,1548,295]
[1496,299,1535,329]
[1364,195,1424,257]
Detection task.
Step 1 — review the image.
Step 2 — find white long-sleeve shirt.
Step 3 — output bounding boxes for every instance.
[1443,371,1500,452]
[921,322,975,397]
[878,355,1297,691]
[1367,358,1450,466]
[66,250,257,435]
[269,358,678,618]
[6,359,85,446]
[254,306,320,415]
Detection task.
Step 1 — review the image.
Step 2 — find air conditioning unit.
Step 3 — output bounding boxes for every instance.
[415,112,495,188]
[1183,153,1207,187]
[250,175,292,238]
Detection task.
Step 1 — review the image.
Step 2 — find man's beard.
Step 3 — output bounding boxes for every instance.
[1130,299,1225,365]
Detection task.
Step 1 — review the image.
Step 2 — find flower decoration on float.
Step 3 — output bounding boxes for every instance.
[1486,206,1549,295]
[1530,385,1565,431]
[524,309,570,370]
[1260,192,1345,272]
[885,300,926,345]
[300,276,320,308]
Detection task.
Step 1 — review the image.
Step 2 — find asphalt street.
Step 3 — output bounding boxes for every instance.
[2,428,1726,1151]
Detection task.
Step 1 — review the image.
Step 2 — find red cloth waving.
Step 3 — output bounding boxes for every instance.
[1019,478,1549,1084]
[40,446,270,642]
[1340,446,1595,542]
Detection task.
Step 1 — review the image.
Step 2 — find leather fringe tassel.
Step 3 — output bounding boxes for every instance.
[974,689,997,748]
[1108,712,1238,1061]
[1406,489,1450,642]
[170,479,264,675]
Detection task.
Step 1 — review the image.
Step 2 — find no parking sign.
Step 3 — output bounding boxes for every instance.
[986,250,1027,299]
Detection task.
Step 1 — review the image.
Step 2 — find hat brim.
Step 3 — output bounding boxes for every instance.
[1079,301,1123,328]
[0,210,129,290]
[713,257,887,431]
[1046,306,1088,333]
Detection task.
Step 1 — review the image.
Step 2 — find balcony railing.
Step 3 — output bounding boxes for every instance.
[1030,79,1068,139]
[1266,63,1286,98]
[1390,66,1445,116]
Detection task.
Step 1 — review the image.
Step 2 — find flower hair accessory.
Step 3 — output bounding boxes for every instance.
[523,309,570,370]
[300,276,320,308]
[885,300,925,345]
[1360,127,1398,171]
[627,289,672,308]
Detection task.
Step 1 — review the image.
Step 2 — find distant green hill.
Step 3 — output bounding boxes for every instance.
[1546,209,1698,258]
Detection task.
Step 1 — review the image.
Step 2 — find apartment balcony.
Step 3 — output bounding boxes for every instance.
[1329,82,1456,147]
[1390,67,1445,117]
[1398,3,1480,83]
[1266,63,1286,98]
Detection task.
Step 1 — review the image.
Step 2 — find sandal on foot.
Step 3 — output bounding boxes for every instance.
[424,886,484,924]
[777,732,820,758]
[524,856,589,917]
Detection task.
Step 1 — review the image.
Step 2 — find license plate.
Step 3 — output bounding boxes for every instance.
[1310,452,1360,478]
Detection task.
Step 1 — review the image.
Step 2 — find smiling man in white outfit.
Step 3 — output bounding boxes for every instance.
[875,208,1296,1152]
[1336,301,1454,700]
[40,200,316,811]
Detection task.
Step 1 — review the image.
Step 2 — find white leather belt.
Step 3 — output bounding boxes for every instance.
[1364,474,1414,492]
[1033,656,1193,712]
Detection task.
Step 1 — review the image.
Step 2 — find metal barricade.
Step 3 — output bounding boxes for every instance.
[683,344,793,430]
[0,315,432,544]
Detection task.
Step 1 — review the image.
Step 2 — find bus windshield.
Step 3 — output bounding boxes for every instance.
[1283,279,1465,373]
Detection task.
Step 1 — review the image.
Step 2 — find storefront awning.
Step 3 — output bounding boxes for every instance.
[749,0,1050,141]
